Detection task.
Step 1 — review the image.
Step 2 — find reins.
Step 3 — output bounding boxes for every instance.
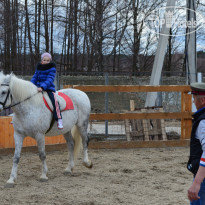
[4,92,39,110]
[0,83,39,110]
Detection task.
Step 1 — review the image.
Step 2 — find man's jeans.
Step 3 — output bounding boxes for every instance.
[191,179,205,205]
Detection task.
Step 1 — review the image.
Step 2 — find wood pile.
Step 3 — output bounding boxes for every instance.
[125,100,167,141]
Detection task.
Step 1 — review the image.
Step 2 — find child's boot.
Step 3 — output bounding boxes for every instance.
[58,119,63,129]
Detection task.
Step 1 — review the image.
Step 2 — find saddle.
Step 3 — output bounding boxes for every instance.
[43,91,74,134]
[43,91,74,112]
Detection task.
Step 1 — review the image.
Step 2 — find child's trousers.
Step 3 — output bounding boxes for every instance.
[47,91,62,121]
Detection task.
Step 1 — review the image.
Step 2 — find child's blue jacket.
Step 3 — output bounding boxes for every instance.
[31,62,56,92]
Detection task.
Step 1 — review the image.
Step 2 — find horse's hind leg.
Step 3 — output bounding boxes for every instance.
[63,131,75,174]
[78,121,93,168]
[36,133,48,182]
[6,132,24,187]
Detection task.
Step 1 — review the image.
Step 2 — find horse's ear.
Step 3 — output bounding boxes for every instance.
[3,74,12,85]
[0,71,6,84]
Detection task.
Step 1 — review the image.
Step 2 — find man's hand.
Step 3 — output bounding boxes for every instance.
[188,166,205,202]
[188,181,200,201]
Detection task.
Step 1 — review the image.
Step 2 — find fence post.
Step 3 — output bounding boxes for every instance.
[105,72,109,137]
[55,72,60,90]
[181,91,192,139]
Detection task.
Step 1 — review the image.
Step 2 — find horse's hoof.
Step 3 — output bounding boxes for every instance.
[40,178,48,182]
[64,167,73,175]
[63,171,72,176]
[4,183,15,188]
[83,161,93,169]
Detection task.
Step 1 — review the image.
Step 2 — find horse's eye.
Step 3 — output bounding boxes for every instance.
[2,91,6,95]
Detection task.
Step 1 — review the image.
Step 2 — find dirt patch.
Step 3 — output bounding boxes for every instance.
[0,147,192,205]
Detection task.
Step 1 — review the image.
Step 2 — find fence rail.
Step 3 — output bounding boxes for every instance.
[66,85,192,141]
[64,85,191,92]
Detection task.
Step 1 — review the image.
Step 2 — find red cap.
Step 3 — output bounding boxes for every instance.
[191,90,205,95]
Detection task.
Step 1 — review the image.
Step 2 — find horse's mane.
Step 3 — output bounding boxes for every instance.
[10,74,42,105]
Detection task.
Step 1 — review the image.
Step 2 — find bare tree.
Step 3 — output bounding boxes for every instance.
[34,0,41,60]
[3,0,11,70]
[43,0,49,52]
[25,0,34,67]
[0,0,204,76]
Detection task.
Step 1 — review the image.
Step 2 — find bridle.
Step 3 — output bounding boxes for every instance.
[0,84,12,109]
[0,83,39,110]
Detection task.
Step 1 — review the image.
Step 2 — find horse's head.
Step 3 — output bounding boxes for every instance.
[0,72,12,110]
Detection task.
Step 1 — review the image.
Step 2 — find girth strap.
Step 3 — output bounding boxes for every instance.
[45,116,55,134]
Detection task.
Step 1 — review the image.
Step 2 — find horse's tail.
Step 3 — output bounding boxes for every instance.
[71,125,82,159]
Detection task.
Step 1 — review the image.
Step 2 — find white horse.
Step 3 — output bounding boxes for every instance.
[0,72,92,187]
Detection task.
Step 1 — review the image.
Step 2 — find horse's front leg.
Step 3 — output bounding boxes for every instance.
[6,132,24,188]
[36,133,48,182]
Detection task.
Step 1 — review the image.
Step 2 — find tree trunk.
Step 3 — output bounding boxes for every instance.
[50,0,54,56]
[166,29,172,77]
[73,0,78,71]
[11,0,18,71]
[37,0,41,59]
[132,0,140,75]
[4,0,11,71]
[95,0,103,72]
[25,0,34,67]
[43,0,49,51]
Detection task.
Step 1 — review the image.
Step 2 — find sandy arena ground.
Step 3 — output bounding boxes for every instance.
[0,146,193,205]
